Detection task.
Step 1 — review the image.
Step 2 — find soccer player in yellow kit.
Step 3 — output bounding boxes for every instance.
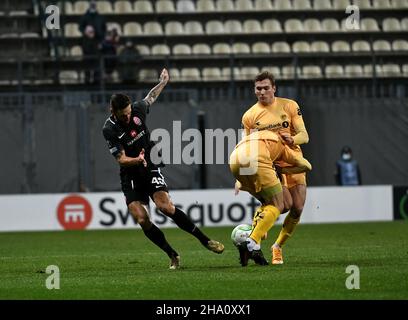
[239,71,310,265]
[229,125,311,266]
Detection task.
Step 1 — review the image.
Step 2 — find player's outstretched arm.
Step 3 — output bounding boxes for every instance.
[143,68,169,106]
[115,149,147,167]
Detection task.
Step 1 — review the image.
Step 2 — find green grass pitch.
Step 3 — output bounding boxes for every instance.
[0,221,407,300]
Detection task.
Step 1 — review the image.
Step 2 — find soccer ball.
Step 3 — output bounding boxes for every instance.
[231,224,252,247]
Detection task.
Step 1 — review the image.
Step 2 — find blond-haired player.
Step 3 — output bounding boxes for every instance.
[229,129,311,266]
[239,71,310,265]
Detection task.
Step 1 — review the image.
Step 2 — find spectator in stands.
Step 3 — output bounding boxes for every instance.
[79,0,106,42]
[100,29,119,81]
[335,146,362,186]
[82,25,100,84]
[118,41,142,84]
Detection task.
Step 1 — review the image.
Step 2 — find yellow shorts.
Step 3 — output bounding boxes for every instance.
[229,140,283,201]
[281,172,307,189]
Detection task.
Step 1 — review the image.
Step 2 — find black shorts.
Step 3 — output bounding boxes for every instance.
[121,168,169,205]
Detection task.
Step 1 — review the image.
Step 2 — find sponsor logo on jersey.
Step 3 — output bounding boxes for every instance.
[130,130,137,138]
[127,130,146,146]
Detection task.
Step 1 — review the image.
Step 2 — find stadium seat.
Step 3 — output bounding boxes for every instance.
[293,0,312,10]
[391,0,408,8]
[59,71,79,84]
[213,43,231,54]
[74,1,89,14]
[124,22,143,35]
[192,43,211,54]
[254,0,273,10]
[144,22,164,35]
[331,40,351,52]
[352,40,371,52]
[260,66,281,77]
[176,0,196,11]
[310,41,330,52]
[392,39,408,51]
[232,43,251,54]
[70,45,83,56]
[325,65,344,78]
[401,18,408,30]
[206,20,225,34]
[224,20,243,33]
[353,0,372,9]
[180,68,201,81]
[292,41,311,53]
[313,0,333,10]
[361,18,380,31]
[221,67,241,80]
[151,44,170,55]
[271,41,291,53]
[64,2,74,14]
[114,1,133,13]
[263,19,283,32]
[344,65,364,77]
[64,23,81,37]
[107,22,122,35]
[252,42,271,54]
[301,66,323,79]
[96,1,113,14]
[172,44,192,55]
[197,0,216,11]
[373,40,392,51]
[165,21,184,35]
[184,21,204,34]
[9,10,29,16]
[243,20,263,33]
[20,32,40,38]
[156,0,176,12]
[304,19,322,32]
[236,0,254,11]
[275,0,293,9]
[281,65,298,79]
[169,68,181,81]
[136,45,150,55]
[402,64,408,77]
[321,18,340,32]
[381,64,401,77]
[134,0,154,13]
[332,0,352,9]
[382,18,401,31]
[139,69,158,82]
[363,64,382,76]
[216,0,235,11]
[202,68,222,81]
[284,19,304,33]
[240,67,260,80]
[373,0,392,8]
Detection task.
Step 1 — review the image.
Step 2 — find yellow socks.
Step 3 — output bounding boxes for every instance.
[249,205,280,244]
[275,214,300,247]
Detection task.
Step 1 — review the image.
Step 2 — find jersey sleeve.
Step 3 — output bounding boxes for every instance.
[241,112,253,137]
[133,100,150,122]
[288,101,309,145]
[102,126,123,159]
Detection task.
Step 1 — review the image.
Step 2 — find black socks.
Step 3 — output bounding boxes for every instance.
[172,208,210,246]
[143,223,178,258]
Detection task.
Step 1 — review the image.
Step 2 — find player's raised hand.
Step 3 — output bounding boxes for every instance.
[159,68,169,84]
[279,131,294,146]
[137,148,147,167]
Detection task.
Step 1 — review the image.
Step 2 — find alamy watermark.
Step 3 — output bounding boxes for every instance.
[45,265,60,289]
[45,5,60,30]
[345,265,360,290]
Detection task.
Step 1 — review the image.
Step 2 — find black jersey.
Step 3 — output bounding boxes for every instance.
[102,100,162,176]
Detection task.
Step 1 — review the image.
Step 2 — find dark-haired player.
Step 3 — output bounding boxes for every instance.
[102,68,224,269]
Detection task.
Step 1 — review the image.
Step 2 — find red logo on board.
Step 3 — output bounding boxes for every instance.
[57,195,92,230]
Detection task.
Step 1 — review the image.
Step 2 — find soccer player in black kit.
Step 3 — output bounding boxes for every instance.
[102,68,224,269]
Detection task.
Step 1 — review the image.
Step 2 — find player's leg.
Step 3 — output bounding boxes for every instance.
[272,173,306,264]
[127,200,180,269]
[152,190,224,254]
